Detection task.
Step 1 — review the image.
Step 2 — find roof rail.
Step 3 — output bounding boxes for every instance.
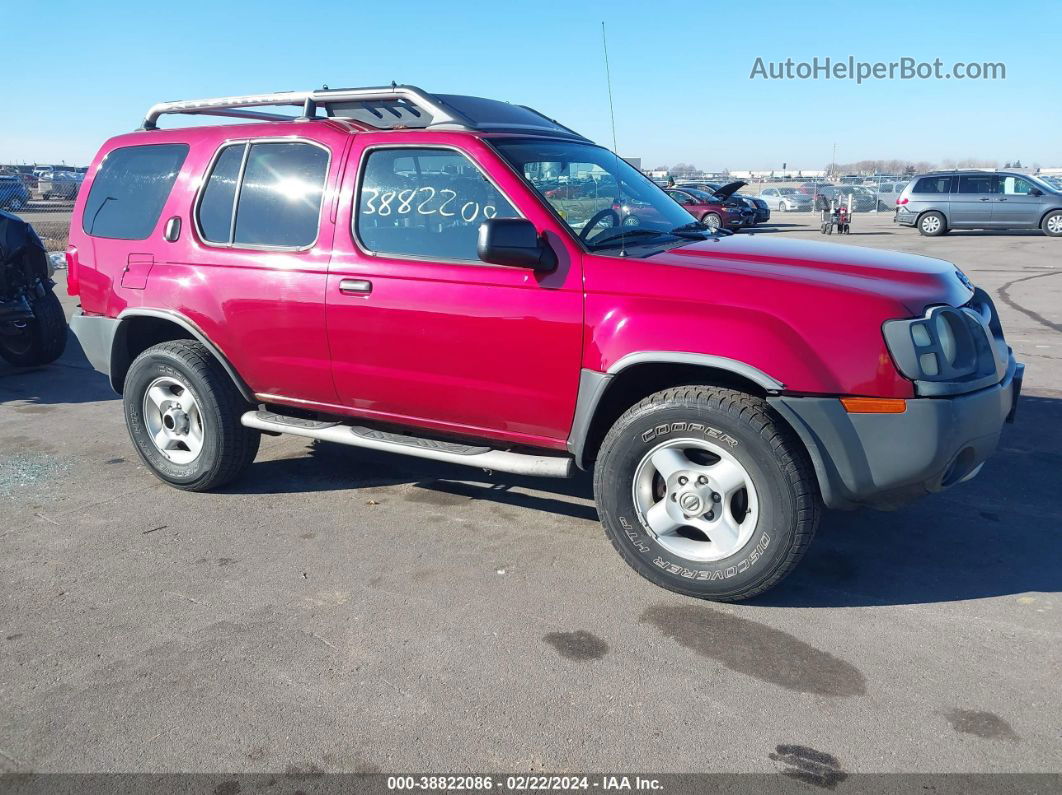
[142,85,474,131]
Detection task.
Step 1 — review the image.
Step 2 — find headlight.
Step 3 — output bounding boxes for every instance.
[883,300,1005,396]
[935,312,958,365]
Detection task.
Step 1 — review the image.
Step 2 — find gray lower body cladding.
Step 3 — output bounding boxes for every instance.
[68,311,118,378]
[770,361,1022,510]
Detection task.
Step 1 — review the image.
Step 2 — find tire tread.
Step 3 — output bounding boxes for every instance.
[126,340,258,492]
[594,385,821,602]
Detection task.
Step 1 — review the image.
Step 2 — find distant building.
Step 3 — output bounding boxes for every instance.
[622,157,642,171]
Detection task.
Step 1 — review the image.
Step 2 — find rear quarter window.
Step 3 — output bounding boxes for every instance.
[913,176,952,194]
[82,144,189,239]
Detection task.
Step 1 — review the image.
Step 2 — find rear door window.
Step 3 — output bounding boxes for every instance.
[355,147,518,262]
[82,144,189,239]
[196,141,329,248]
[957,174,999,194]
[197,145,245,244]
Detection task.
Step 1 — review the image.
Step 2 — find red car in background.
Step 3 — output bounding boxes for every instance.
[664,186,751,232]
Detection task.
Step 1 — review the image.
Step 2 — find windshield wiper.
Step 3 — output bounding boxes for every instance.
[587,228,673,250]
[668,222,712,239]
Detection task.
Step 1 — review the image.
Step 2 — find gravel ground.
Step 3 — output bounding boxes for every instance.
[0,212,1059,778]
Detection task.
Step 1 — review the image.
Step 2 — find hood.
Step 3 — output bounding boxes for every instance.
[652,234,974,313]
[711,180,747,201]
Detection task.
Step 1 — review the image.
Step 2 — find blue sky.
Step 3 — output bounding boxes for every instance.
[5,0,1059,169]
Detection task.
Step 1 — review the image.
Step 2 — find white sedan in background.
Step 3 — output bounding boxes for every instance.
[758,187,813,212]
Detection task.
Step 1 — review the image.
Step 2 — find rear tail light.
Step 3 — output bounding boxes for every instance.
[896,197,909,205]
[65,245,79,296]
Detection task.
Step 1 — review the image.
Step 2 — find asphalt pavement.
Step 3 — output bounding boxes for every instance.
[1,212,1059,777]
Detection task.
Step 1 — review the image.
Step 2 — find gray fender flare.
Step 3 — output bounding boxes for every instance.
[112,308,255,402]
[565,352,786,469]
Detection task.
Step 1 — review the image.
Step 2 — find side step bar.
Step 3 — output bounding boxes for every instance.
[240,411,573,478]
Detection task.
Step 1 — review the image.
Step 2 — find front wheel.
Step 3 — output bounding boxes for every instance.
[593,386,821,601]
[123,340,260,491]
[1041,210,1062,237]
[0,291,67,366]
[702,213,721,233]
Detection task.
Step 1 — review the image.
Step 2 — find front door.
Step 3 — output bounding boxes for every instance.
[324,139,583,450]
[993,174,1044,229]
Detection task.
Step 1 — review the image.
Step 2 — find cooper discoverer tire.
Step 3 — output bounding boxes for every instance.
[0,291,67,366]
[123,340,260,492]
[593,386,820,601]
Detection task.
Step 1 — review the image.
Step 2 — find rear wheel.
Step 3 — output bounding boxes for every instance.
[1041,210,1062,237]
[702,213,721,232]
[0,291,67,366]
[918,211,947,236]
[123,340,260,491]
[593,386,820,601]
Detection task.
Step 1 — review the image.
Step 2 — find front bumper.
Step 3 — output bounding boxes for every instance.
[769,358,1023,510]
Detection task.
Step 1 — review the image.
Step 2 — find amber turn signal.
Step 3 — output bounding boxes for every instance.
[840,397,907,414]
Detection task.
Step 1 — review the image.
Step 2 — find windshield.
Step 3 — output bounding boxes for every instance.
[1031,174,1061,192]
[777,188,798,195]
[492,139,696,248]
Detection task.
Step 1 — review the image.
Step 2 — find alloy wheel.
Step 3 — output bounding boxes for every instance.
[142,376,205,464]
[632,438,759,563]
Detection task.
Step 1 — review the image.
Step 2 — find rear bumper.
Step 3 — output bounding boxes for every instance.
[769,358,1023,510]
[894,206,917,227]
[69,310,118,377]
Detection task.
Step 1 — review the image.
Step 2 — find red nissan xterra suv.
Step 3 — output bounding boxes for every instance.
[67,86,1023,601]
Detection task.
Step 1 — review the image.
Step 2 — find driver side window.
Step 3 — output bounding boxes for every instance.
[1001,176,1035,196]
[355,147,518,262]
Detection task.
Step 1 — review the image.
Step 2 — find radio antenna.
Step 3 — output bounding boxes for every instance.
[601,21,619,154]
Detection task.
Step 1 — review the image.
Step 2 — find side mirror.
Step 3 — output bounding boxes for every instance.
[1029,188,1043,197]
[477,218,557,271]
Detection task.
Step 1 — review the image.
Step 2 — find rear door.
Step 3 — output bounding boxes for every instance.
[950,174,998,227]
[162,134,343,404]
[324,137,584,449]
[993,174,1043,228]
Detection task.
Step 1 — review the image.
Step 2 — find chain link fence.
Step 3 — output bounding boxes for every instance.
[0,166,83,256]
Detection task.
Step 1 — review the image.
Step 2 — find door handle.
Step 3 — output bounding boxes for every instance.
[979,197,991,201]
[997,198,1008,202]
[339,278,372,295]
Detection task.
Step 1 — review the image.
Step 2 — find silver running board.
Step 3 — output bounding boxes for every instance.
[241,411,573,478]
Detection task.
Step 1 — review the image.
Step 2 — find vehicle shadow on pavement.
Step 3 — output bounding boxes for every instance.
[226,439,600,522]
[0,329,116,406]
[754,393,1062,608]
[230,395,1060,605]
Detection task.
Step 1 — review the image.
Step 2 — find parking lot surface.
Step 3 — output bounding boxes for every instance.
[1,212,1059,775]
